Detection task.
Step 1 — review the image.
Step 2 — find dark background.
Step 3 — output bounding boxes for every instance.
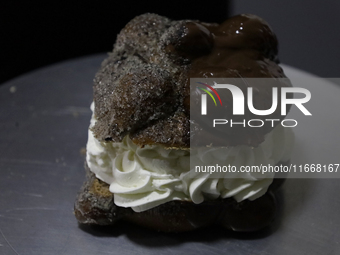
[1,0,339,85]
[0,1,229,85]
[232,0,340,77]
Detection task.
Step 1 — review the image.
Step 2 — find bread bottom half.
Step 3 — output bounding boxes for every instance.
[74,162,287,232]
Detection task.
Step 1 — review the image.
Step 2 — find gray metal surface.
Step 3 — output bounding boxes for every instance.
[0,54,339,255]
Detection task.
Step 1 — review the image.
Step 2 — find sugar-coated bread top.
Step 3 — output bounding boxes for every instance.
[92,13,290,148]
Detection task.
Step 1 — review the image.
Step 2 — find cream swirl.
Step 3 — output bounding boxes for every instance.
[86,103,294,212]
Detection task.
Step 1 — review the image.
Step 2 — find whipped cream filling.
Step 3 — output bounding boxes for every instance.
[86,103,294,212]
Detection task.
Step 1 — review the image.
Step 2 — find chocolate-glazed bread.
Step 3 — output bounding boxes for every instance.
[74,13,293,232]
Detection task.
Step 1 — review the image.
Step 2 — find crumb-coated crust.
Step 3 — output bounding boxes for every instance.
[92,13,291,148]
[92,14,189,147]
[74,162,286,232]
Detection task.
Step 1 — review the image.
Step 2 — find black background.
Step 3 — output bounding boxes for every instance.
[1,0,229,85]
[233,0,340,78]
[2,1,340,85]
